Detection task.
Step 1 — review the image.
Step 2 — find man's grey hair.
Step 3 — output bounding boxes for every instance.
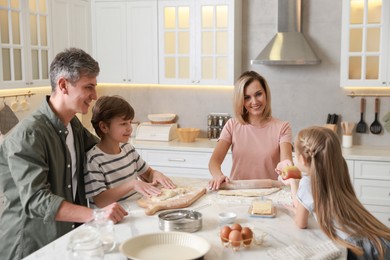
[49,48,99,91]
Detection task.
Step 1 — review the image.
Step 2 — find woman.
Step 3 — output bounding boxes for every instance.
[208,71,293,190]
[288,126,390,259]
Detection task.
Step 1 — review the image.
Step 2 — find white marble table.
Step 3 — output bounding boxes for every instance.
[24,178,347,260]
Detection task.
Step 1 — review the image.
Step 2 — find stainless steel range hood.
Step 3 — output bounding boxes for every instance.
[251,0,321,65]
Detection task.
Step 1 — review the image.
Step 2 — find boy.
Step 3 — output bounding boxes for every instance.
[84,95,176,207]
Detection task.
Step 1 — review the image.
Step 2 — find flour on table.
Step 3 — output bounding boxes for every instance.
[150,187,189,202]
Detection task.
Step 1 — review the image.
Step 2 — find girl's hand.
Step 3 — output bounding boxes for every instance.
[208,175,230,191]
[275,159,293,175]
[277,175,297,186]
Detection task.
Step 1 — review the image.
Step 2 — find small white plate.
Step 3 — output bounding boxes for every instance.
[119,232,210,260]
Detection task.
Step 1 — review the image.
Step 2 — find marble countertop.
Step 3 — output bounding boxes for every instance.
[24,178,346,260]
[131,138,390,162]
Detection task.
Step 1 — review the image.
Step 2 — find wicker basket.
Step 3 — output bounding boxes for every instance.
[177,128,200,143]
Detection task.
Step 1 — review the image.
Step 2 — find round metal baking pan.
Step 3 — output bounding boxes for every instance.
[158,210,202,233]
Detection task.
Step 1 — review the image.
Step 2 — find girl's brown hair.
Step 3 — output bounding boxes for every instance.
[295,126,390,259]
[91,95,135,138]
[233,71,272,124]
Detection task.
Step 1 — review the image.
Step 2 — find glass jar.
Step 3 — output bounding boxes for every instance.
[87,209,116,253]
[68,226,104,260]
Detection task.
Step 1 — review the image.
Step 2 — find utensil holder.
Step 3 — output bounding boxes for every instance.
[342,134,353,148]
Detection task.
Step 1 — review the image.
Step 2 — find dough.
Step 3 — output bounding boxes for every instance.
[151,187,188,202]
[217,187,280,197]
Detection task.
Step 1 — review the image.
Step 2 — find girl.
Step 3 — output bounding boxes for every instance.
[288,126,390,259]
[84,95,176,208]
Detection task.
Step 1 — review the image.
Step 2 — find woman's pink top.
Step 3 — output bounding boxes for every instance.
[219,118,292,180]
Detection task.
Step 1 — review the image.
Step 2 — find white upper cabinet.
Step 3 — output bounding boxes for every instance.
[92,0,158,84]
[158,0,241,85]
[0,0,50,89]
[50,0,92,56]
[340,0,390,87]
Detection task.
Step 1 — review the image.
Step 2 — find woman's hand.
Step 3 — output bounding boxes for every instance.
[208,175,230,191]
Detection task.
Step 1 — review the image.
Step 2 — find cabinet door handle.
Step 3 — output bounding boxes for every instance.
[168,158,186,162]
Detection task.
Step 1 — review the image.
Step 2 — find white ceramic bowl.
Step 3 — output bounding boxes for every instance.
[147,113,176,123]
[218,212,237,224]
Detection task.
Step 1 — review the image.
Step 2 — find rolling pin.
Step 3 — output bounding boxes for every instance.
[219,179,284,190]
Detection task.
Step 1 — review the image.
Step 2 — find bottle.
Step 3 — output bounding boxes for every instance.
[87,209,116,253]
[207,115,212,126]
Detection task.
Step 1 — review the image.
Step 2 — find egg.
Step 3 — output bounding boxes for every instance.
[230,223,242,232]
[241,227,253,246]
[228,230,243,247]
[220,225,231,243]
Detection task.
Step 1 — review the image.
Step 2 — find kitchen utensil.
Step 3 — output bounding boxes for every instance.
[119,232,210,260]
[158,210,203,232]
[0,104,19,134]
[370,98,382,135]
[342,135,353,148]
[160,203,210,221]
[137,187,206,215]
[356,98,367,133]
[341,121,355,135]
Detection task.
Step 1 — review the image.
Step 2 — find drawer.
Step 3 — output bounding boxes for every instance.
[142,150,210,169]
[363,204,390,228]
[346,159,354,182]
[354,160,390,181]
[149,166,211,179]
[354,179,390,206]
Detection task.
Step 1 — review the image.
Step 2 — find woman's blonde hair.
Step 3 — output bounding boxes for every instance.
[233,71,272,124]
[295,126,390,258]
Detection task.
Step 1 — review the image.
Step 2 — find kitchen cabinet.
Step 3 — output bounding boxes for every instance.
[346,159,354,183]
[158,0,242,85]
[91,0,158,84]
[138,147,232,179]
[50,0,92,56]
[0,0,50,89]
[340,0,390,87]
[352,160,390,227]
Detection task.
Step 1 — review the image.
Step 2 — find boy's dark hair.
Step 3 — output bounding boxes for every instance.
[91,95,135,138]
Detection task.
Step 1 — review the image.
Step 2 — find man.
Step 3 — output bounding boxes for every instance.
[0,48,127,259]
